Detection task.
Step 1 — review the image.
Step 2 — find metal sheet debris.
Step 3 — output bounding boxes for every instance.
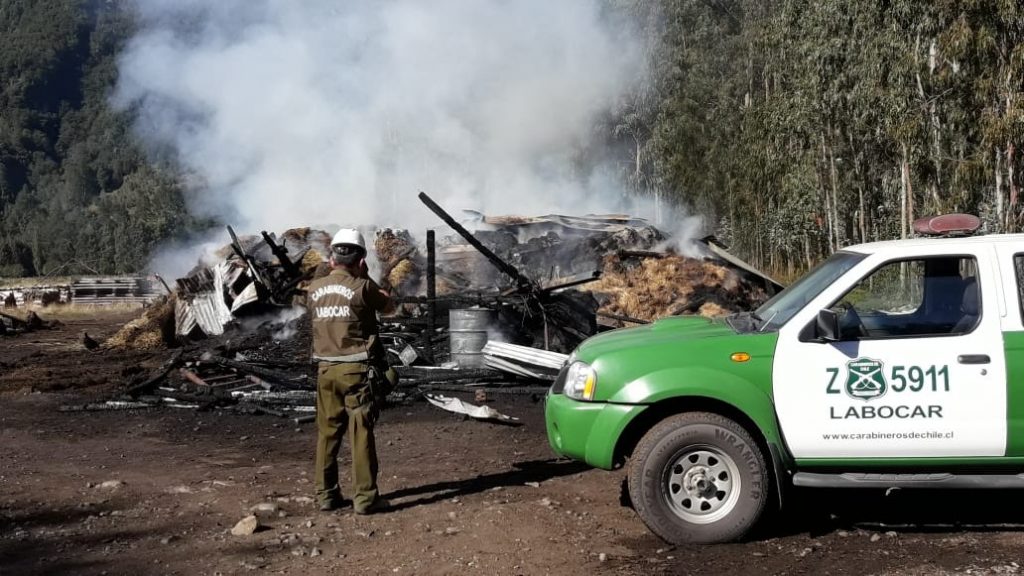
[482,342,568,370]
[424,393,519,423]
[230,281,260,313]
[483,356,553,380]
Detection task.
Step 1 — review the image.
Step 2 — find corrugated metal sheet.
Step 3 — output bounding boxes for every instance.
[484,356,553,380]
[175,266,233,336]
[482,342,568,370]
[212,263,237,322]
[477,213,650,233]
[191,292,228,336]
[482,342,567,381]
[175,298,197,336]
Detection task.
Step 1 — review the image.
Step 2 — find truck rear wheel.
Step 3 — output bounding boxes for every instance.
[627,412,769,543]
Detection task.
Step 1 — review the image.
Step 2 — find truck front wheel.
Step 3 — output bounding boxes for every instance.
[627,412,769,543]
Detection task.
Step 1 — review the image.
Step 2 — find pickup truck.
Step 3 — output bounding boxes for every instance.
[545,220,1024,543]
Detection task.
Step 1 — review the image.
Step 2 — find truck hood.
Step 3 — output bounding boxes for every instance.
[575,315,734,363]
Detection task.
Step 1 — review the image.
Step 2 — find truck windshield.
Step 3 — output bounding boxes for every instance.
[749,251,866,332]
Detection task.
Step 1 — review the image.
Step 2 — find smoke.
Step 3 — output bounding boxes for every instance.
[146,230,234,280]
[236,305,307,341]
[114,0,677,237]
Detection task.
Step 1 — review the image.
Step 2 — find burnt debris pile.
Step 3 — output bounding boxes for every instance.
[81,193,779,417]
[0,310,61,337]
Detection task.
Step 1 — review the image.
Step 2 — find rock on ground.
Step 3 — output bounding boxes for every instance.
[231,515,261,536]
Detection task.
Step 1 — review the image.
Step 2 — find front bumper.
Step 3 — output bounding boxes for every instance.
[545,392,647,470]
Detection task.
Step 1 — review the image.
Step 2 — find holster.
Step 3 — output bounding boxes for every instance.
[366,358,397,410]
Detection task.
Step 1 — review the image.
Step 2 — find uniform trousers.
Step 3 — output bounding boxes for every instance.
[314,361,379,510]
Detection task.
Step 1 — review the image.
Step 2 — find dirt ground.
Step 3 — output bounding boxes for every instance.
[3,311,1024,575]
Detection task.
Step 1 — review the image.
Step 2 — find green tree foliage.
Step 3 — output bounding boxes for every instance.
[615,0,1024,274]
[0,0,201,276]
[2,1,1021,278]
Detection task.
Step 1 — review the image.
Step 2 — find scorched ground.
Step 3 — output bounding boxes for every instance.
[3,313,1024,575]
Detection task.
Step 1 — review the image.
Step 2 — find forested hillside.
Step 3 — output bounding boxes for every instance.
[1,0,1021,277]
[619,0,1023,275]
[0,0,200,277]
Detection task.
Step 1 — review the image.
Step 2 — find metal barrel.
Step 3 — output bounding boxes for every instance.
[449,308,495,368]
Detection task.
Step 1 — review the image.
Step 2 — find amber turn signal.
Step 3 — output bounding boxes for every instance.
[730,352,751,363]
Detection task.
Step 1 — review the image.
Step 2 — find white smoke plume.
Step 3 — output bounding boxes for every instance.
[115,0,703,276]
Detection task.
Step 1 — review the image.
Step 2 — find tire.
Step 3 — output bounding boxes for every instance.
[627,412,769,544]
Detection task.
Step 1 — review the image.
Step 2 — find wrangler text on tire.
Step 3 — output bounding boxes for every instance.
[627,412,769,543]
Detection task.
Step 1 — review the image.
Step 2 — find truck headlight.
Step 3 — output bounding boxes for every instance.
[564,361,597,401]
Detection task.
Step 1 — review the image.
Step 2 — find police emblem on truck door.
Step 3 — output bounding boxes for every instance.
[845,358,887,401]
[773,250,1007,459]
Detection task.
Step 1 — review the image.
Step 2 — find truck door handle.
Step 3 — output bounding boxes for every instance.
[958,354,990,365]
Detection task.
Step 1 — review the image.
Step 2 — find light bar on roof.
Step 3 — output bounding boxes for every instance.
[912,214,982,237]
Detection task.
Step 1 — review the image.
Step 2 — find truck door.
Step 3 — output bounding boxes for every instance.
[773,250,1007,459]
[996,245,1024,456]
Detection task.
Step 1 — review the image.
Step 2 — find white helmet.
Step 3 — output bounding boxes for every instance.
[331,228,366,252]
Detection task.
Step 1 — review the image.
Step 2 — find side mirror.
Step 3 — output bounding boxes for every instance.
[814,309,840,342]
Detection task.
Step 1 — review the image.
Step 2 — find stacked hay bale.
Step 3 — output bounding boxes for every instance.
[591,254,770,323]
[104,296,177,350]
[374,229,421,295]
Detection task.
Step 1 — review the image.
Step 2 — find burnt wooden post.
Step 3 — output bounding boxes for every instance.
[425,229,437,362]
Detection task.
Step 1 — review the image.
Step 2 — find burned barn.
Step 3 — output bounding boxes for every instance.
[83,193,777,418]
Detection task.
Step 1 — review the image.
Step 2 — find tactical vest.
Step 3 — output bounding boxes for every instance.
[306,269,381,362]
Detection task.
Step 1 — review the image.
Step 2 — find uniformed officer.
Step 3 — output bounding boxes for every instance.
[306,228,394,514]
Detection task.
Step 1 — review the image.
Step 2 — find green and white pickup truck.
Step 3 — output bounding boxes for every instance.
[545,225,1024,543]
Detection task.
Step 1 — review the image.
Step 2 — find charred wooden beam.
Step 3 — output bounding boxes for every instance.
[0,311,28,329]
[618,249,668,260]
[271,267,316,300]
[227,225,269,290]
[241,403,287,417]
[414,383,551,396]
[425,229,437,362]
[596,311,651,325]
[237,393,315,407]
[418,191,536,292]
[155,387,220,408]
[126,351,183,397]
[200,352,308,389]
[59,401,157,412]
[261,230,301,278]
[179,368,210,388]
[393,294,498,307]
[394,366,503,383]
[540,270,601,294]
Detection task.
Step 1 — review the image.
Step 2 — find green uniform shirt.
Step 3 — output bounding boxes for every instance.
[306,268,390,362]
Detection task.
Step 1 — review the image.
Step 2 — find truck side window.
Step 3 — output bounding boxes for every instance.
[831,256,979,339]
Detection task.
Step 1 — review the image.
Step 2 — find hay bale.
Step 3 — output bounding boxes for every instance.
[300,249,326,276]
[388,259,419,294]
[282,227,332,261]
[591,254,769,322]
[105,295,176,350]
[697,302,730,318]
[374,228,416,263]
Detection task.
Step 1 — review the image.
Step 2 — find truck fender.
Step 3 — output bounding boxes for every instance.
[609,366,791,509]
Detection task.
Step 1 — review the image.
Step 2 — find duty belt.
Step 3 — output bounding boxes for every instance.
[314,351,369,362]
